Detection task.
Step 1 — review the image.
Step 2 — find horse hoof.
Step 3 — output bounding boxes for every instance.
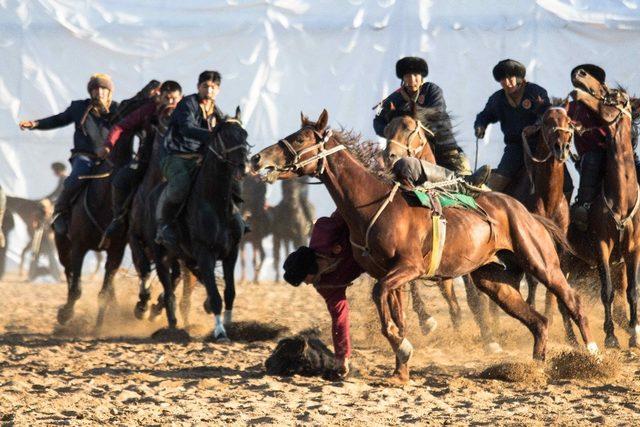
[605,335,621,349]
[388,372,410,386]
[57,306,74,325]
[396,338,414,364]
[134,302,149,320]
[485,342,503,354]
[150,304,163,320]
[151,327,191,343]
[420,316,438,336]
[205,331,230,344]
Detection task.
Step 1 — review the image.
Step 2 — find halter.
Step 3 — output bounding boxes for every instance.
[522,107,575,165]
[277,126,346,176]
[387,117,435,158]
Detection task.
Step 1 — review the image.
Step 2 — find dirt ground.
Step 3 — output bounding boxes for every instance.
[1,269,640,426]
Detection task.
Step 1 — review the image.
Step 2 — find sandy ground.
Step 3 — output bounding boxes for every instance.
[1,268,640,426]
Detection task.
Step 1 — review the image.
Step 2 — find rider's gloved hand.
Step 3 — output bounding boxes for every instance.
[474,126,486,139]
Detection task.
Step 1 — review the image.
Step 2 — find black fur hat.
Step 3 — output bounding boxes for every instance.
[492,59,526,82]
[571,64,606,85]
[283,246,318,286]
[396,57,428,79]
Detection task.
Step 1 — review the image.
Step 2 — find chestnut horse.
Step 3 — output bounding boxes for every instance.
[252,109,599,382]
[569,72,640,348]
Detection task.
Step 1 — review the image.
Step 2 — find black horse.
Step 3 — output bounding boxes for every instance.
[144,108,249,341]
[55,136,133,332]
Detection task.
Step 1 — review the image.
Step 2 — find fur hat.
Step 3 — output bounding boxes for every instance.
[51,162,66,173]
[87,73,114,93]
[571,64,606,85]
[283,246,318,286]
[492,59,526,82]
[396,57,428,79]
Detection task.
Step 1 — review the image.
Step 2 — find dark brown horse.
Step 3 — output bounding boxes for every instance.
[55,138,132,332]
[252,110,598,382]
[383,109,502,351]
[143,110,249,341]
[569,73,640,348]
[239,174,272,283]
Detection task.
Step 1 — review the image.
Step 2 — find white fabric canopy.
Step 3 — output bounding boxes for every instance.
[0,0,639,271]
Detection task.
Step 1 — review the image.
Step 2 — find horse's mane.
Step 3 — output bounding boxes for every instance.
[332,129,392,181]
[213,118,248,143]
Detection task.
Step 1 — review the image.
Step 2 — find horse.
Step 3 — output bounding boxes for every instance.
[144,109,249,341]
[252,109,599,382]
[54,135,133,332]
[569,72,640,348]
[127,111,196,326]
[239,174,272,283]
[270,178,313,282]
[383,108,502,350]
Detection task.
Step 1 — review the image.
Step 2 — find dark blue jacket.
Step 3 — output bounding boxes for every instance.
[373,82,460,150]
[34,99,119,156]
[164,94,225,155]
[474,82,550,145]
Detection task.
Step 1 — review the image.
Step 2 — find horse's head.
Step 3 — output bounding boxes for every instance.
[208,107,250,179]
[251,109,333,182]
[383,110,434,168]
[539,106,575,163]
[571,69,631,124]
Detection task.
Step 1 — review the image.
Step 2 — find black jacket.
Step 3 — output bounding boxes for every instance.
[34,99,119,156]
[474,82,550,145]
[164,94,225,155]
[373,82,460,150]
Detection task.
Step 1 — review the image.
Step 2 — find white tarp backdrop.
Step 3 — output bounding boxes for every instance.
[0,0,639,273]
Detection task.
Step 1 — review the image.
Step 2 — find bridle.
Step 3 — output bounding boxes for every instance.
[522,107,575,165]
[276,126,346,176]
[386,117,435,158]
[208,118,250,167]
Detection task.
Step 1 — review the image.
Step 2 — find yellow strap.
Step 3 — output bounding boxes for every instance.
[426,214,444,277]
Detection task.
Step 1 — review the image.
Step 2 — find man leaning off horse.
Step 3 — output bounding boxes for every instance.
[19,73,119,235]
[373,56,472,175]
[99,80,183,246]
[155,70,247,250]
[474,59,554,191]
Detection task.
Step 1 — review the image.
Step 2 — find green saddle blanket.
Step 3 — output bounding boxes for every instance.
[412,189,478,210]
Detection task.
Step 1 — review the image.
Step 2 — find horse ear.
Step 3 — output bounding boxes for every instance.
[235,106,241,122]
[562,99,570,111]
[300,111,309,126]
[315,109,329,131]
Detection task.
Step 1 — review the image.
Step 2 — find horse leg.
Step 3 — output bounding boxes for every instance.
[179,264,195,328]
[409,280,438,336]
[239,243,247,284]
[256,242,266,283]
[19,241,30,278]
[197,248,227,341]
[95,248,124,334]
[463,275,502,353]
[57,247,86,325]
[388,288,411,377]
[372,261,422,382]
[625,250,640,348]
[613,263,630,329]
[526,275,538,308]
[222,250,239,327]
[273,236,281,282]
[550,291,579,347]
[471,267,549,360]
[438,278,462,329]
[130,237,152,319]
[596,241,620,348]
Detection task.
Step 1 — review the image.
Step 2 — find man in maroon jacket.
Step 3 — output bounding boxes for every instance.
[99,80,182,244]
[283,211,364,378]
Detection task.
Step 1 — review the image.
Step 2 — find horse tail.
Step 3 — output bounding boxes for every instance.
[531,213,575,256]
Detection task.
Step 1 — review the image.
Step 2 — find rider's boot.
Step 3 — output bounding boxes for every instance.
[154,189,181,251]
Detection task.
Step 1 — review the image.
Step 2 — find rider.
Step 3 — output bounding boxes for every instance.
[100,80,183,244]
[567,64,612,230]
[373,56,472,174]
[45,162,68,203]
[474,59,551,191]
[155,71,229,249]
[19,73,118,235]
